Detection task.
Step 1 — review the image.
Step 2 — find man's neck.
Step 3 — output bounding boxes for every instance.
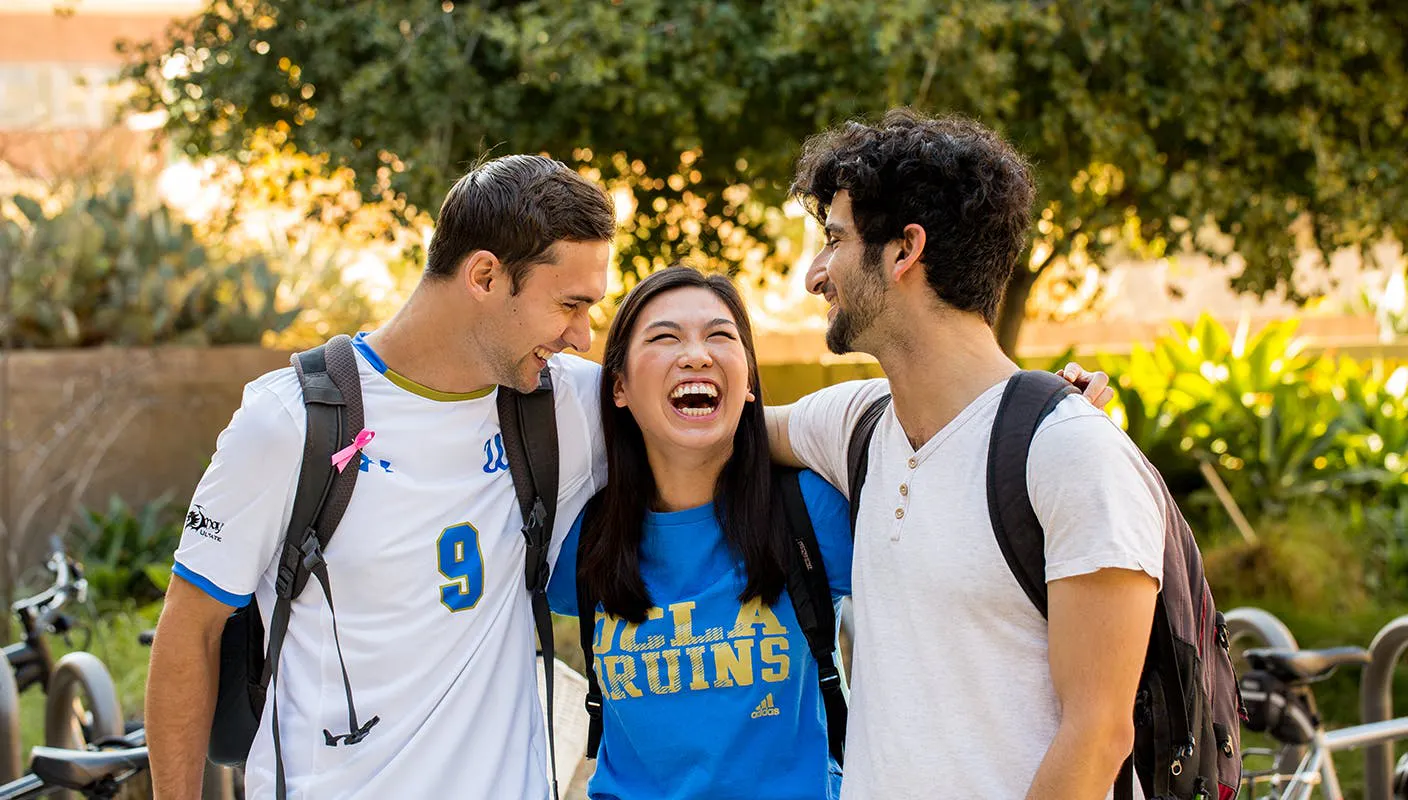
[362,282,496,395]
[868,311,1018,450]
[646,441,729,513]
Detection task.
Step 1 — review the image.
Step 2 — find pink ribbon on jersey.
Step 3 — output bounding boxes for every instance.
[331,429,375,473]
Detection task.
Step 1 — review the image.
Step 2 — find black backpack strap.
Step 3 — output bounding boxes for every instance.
[576,495,605,759]
[846,394,891,534]
[776,468,848,767]
[986,369,1077,619]
[1114,757,1134,799]
[496,367,562,800]
[263,334,379,800]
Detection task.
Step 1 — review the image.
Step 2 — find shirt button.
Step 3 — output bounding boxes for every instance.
[908,458,917,469]
[900,484,909,496]
[895,508,905,519]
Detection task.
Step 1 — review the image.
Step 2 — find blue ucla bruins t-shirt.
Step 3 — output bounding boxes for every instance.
[547,469,853,800]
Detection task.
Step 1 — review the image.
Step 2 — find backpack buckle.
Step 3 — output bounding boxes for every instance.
[522,498,551,593]
[300,537,326,573]
[817,661,842,689]
[274,533,313,599]
[522,498,548,546]
[584,695,602,718]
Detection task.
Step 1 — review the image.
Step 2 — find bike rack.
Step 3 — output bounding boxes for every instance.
[1360,614,1408,800]
[1223,607,1300,651]
[1222,607,1307,779]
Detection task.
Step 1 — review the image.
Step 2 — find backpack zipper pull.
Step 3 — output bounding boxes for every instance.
[1170,735,1196,777]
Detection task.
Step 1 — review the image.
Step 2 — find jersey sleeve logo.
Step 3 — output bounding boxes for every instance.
[184,505,225,542]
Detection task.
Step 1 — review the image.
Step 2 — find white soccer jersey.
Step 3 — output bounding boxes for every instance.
[173,334,605,799]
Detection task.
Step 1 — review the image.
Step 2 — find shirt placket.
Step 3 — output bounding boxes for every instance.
[890,455,917,542]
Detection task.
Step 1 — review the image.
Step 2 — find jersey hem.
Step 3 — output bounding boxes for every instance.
[172,561,253,607]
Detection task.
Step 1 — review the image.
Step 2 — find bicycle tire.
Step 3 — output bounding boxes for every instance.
[0,654,20,784]
[44,653,123,800]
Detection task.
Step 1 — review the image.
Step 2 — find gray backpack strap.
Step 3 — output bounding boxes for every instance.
[846,394,892,533]
[985,369,1076,618]
[496,367,562,800]
[264,334,379,800]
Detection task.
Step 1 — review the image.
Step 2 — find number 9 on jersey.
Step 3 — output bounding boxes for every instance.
[438,523,484,611]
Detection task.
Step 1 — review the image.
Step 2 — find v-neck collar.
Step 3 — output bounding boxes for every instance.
[888,378,1010,467]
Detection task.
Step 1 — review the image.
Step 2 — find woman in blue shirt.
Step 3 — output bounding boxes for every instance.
[547,266,853,800]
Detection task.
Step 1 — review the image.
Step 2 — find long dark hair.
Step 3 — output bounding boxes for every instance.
[579,266,789,623]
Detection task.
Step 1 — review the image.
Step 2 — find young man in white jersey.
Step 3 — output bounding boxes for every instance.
[145,155,616,799]
[769,109,1166,799]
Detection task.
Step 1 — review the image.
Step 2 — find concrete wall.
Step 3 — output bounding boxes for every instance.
[0,345,291,580]
[0,314,1388,586]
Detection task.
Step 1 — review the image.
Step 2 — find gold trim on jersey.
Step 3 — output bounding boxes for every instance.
[383,367,495,402]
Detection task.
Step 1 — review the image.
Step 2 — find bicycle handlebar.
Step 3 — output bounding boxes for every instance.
[11,537,87,634]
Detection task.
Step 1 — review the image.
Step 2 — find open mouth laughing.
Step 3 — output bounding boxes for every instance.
[532,346,553,369]
[668,380,721,419]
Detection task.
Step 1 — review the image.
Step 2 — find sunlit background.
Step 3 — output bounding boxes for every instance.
[2,2,1407,796]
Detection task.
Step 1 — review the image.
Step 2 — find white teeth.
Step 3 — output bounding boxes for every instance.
[678,407,714,417]
[669,382,719,399]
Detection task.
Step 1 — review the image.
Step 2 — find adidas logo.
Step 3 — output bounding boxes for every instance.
[751,693,781,719]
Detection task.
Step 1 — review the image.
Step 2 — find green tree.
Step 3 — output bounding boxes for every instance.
[121,0,1407,350]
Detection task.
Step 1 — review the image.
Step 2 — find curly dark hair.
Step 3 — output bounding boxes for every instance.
[790,108,1036,325]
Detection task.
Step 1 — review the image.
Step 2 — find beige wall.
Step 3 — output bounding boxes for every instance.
[0,345,289,580]
[1,312,1391,584]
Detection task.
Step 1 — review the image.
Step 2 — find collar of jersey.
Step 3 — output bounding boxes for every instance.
[644,500,717,528]
[352,331,495,402]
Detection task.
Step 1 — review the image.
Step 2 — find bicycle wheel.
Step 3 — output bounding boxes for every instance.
[43,652,124,800]
[0,658,20,783]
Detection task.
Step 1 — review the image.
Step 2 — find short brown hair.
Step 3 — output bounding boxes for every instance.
[425,154,615,291]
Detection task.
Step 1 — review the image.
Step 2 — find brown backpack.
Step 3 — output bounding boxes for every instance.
[846,370,1243,800]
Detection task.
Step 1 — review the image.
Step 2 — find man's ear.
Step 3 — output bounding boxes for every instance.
[891,223,928,283]
[462,250,502,299]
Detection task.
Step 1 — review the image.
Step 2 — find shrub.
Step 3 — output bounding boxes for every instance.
[70,494,181,613]
[2,176,298,348]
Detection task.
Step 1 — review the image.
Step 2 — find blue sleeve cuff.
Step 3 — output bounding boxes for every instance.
[172,562,253,608]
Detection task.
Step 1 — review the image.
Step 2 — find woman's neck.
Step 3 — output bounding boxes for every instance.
[645,441,731,512]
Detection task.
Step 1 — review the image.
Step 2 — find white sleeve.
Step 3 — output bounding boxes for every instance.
[172,378,302,607]
[785,378,891,499]
[545,354,607,568]
[1027,400,1166,589]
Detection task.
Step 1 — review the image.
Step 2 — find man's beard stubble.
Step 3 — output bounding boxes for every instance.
[824,248,887,356]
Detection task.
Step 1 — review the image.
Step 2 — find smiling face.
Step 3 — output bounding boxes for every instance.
[613,285,757,462]
[476,239,610,392]
[804,191,890,355]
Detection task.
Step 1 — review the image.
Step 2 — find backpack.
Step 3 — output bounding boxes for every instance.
[845,370,1243,800]
[206,334,567,800]
[575,466,849,767]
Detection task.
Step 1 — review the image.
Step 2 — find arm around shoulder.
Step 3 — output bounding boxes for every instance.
[766,379,890,493]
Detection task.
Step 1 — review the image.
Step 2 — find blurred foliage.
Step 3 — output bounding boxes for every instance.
[70,494,182,613]
[0,132,421,349]
[180,131,426,348]
[119,0,1408,350]
[1101,313,1408,599]
[0,176,298,347]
